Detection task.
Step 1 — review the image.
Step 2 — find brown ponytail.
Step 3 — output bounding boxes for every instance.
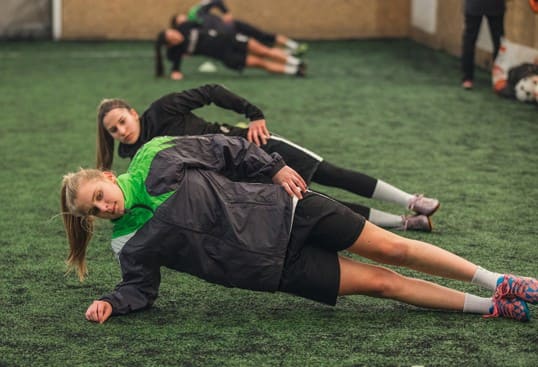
[170,14,179,27]
[96,98,131,170]
[155,31,166,77]
[61,169,105,281]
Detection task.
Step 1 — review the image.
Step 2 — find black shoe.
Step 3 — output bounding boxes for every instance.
[296,62,307,77]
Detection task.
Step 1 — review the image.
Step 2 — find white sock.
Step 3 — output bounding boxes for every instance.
[372,180,414,208]
[285,56,300,66]
[368,209,404,228]
[471,266,502,291]
[463,293,493,314]
[285,39,298,50]
[283,64,298,75]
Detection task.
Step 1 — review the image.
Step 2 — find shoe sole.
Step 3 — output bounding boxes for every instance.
[426,216,433,232]
[426,203,440,217]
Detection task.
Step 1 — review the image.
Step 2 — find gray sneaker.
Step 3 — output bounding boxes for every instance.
[408,194,440,216]
[401,214,432,232]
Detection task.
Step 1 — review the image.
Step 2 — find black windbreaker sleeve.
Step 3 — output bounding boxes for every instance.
[160,84,265,121]
[167,45,184,72]
[146,135,286,196]
[99,248,162,315]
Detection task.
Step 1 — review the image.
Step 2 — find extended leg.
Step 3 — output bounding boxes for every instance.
[485,14,504,60]
[461,14,483,82]
[347,221,477,281]
[338,201,431,232]
[233,20,277,46]
[247,38,300,65]
[312,161,439,216]
[338,256,466,310]
[338,225,531,321]
[245,54,298,75]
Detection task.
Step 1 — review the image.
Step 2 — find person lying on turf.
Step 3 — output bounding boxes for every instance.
[61,135,537,324]
[95,84,439,232]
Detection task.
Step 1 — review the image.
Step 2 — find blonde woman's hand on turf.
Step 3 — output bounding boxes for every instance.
[272,165,307,199]
[85,300,113,324]
[247,119,270,146]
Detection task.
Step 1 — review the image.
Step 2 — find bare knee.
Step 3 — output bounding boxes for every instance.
[364,268,402,298]
[379,238,409,266]
[339,257,404,297]
[246,55,263,68]
[350,222,412,266]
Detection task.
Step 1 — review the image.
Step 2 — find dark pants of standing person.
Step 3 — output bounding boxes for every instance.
[461,14,504,81]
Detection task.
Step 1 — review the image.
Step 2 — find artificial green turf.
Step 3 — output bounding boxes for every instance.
[0,39,536,367]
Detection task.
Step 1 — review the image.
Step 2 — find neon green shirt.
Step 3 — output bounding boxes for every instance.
[111,137,176,238]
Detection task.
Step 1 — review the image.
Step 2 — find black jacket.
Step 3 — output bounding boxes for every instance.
[465,0,505,15]
[102,135,292,315]
[118,84,262,159]
[192,0,233,33]
[118,83,322,184]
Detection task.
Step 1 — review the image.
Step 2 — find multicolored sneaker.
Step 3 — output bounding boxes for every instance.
[484,297,530,322]
[494,274,538,305]
[408,194,440,216]
[401,214,432,232]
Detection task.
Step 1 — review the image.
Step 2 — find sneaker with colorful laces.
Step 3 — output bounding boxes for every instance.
[494,274,538,305]
[484,297,530,322]
[408,194,440,216]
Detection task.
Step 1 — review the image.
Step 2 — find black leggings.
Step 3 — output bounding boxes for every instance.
[311,161,379,218]
[233,20,277,46]
[312,160,378,197]
[461,14,504,81]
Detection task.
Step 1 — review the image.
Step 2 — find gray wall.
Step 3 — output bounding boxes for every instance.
[0,0,51,39]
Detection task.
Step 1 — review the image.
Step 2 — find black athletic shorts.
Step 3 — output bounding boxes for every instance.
[197,32,248,71]
[221,33,248,70]
[263,134,322,184]
[278,191,366,306]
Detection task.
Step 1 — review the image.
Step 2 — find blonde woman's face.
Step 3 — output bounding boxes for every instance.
[74,173,125,220]
[102,108,141,145]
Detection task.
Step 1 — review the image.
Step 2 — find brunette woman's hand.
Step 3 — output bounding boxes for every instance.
[85,300,113,324]
[170,71,184,80]
[272,165,307,199]
[247,119,270,146]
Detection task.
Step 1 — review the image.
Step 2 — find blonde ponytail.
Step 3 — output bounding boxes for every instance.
[61,169,104,281]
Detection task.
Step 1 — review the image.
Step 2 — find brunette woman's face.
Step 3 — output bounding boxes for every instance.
[75,173,125,220]
[102,107,141,145]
